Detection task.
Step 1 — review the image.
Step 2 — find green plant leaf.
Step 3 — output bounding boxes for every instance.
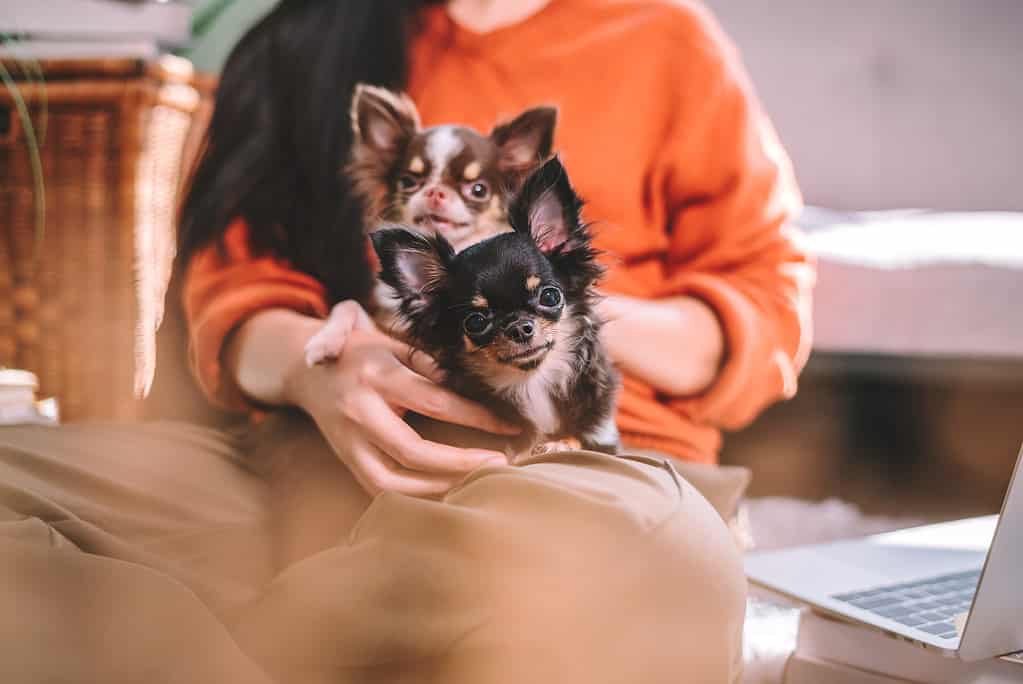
[0,38,47,264]
[192,0,240,39]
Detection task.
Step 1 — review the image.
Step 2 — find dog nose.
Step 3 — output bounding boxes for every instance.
[506,319,535,344]
[424,186,447,202]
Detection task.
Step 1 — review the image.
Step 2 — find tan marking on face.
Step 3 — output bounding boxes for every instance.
[463,335,479,352]
[526,275,541,290]
[463,161,481,181]
[465,344,496,370]
[471,197,512,240]
[408,156,425,174]
[472,294,488,308]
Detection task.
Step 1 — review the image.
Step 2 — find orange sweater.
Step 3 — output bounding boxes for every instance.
[184,0,814,463]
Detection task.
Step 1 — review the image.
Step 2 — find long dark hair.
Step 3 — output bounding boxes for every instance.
[178,0,442,305]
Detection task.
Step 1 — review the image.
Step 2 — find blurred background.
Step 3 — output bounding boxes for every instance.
[2,0,1021,521]
[702,0,1023,521]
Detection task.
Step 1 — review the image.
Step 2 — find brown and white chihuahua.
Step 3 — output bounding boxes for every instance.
[348,83,557,253]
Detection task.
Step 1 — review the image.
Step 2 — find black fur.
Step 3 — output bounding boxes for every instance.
[372,157,620,455]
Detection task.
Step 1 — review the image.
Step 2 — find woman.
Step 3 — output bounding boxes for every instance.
[0,0,811,681]
[183,0,811,486]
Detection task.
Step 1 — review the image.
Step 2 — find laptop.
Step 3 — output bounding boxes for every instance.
[745,444,1023,662]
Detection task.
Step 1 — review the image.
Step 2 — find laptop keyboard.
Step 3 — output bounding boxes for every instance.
[833,569,981,640]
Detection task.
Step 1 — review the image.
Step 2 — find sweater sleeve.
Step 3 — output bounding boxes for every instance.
[182,219,329,410]
[655,5,815,430]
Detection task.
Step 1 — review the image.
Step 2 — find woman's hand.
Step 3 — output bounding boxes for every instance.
[598,294,725,397]
[282,302,518,497]
[225,302,518,497]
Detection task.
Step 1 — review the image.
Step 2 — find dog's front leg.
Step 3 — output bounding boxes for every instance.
[580,418,621,455]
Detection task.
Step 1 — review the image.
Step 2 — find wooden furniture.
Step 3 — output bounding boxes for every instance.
[0,56,200,421]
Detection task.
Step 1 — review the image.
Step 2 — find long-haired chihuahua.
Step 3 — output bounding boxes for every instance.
[372,156,620,456]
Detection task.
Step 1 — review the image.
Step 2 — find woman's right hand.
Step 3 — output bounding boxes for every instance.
[283,302,518,497]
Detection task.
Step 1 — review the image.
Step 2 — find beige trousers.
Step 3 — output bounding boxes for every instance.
[0,415,745,683]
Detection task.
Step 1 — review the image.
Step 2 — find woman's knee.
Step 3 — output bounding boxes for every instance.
[642,472,748,681]
[443,452,747,682]
[235,452,747,683]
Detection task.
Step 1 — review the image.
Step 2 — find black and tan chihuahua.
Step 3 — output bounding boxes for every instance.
[372,156,620,457]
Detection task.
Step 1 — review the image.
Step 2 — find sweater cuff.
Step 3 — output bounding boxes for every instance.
[665,273,793,429]
[188,283,328,411]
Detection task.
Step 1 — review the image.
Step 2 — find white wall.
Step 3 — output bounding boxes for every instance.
[703,1,1023,211]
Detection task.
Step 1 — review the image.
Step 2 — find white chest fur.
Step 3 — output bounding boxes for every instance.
[505,372,563,435]
[491,313,578,437]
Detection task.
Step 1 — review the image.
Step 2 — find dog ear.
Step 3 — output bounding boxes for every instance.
[490,106,557,176]
[371,228,454,306]
[508,155,587,254]
[351,84,421,155]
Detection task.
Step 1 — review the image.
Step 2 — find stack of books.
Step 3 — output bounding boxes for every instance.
[787,609,1023,683]
[0,0,192,59]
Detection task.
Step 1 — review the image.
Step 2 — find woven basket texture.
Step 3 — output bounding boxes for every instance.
[1,56,200,421]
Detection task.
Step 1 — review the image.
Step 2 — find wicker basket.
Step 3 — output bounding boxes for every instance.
[0,56,199,422]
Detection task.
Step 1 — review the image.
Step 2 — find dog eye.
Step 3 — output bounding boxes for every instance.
[463,181,490,201]
[463,312,491,335]
[538,286,562,308]
[398,174,421,191]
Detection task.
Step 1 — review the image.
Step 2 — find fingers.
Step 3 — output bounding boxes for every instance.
[379,364,520,436]
[402,348,445,384]
[333,433,464,498]
[354,392,508,473]
[370,344,515,436]
[384,339,446,384]
[306,318,519,497]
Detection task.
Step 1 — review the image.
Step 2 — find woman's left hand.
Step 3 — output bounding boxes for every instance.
[597,294,725,397]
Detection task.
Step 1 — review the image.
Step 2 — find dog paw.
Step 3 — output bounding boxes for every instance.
[303,328,347,367]
[531,437,582,455]
[304,301,366,367]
